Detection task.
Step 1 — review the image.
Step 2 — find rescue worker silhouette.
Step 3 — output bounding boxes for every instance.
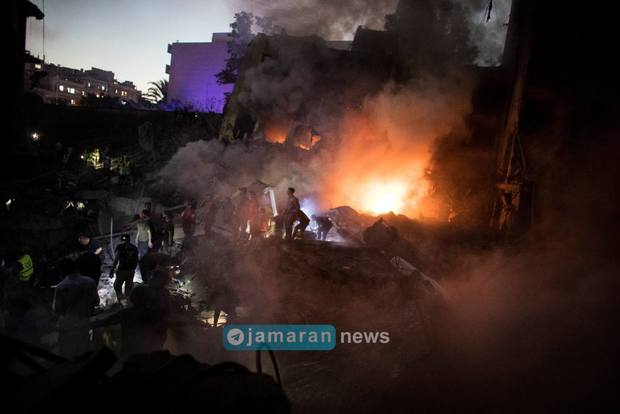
[311,215,333,241]
[282,188,301,240]
[110,234,139,301]
[16,247,34,283]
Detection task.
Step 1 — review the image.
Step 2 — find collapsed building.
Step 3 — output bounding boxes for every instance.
[218,0,615,239]
[219,29,397,145]
[216,2,501,231]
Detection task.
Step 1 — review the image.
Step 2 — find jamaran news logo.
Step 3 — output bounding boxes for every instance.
[223,324,390,351]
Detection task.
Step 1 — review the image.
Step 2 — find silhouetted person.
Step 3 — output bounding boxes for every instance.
[282,187,300,240]
[110,234,139,301]
[181,200,196,247]
[251,207,270,239]
[16,247,35,283]
[136,210,152,259]
[293,211,310,239]
[2,257,38,345]
[146,202,163,252]
[311,215,333,241]
[77,234,102,286]
[162,212,175,251]
[143,201,153,218]
[78,234,103,255]
[53,258,99,358]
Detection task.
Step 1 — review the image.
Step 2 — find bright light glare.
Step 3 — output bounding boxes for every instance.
[361,181,408,215]
[300,198,318,218]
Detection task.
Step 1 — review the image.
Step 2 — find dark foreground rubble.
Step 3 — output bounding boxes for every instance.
[2,230,447,413]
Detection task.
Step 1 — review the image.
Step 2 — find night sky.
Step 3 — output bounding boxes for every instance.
[25,0,235,93]
[24,0,510,95]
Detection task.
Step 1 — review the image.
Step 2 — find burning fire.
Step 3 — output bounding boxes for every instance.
[316,82,470,219]
[319,101,435,218]
[361,180,409,214]
[258,82,469,220]
[264,118,289,144]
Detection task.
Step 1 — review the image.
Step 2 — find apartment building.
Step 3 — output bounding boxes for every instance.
[24,54,141,106]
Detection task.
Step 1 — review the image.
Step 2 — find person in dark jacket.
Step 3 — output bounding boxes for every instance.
[311,215,333,241]
[110,234,139,301]
[162,212,175,251]
[181,200,196,247]
[77,234,102,286]
[282,188,300,240]
[293,210,310,239]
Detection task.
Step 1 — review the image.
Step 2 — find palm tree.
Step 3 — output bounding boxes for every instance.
[145,79,168,103]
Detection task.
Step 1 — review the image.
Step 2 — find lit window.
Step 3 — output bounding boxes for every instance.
[59,85,65,92]
[82,91,86,96]
[87,82,91,87]
[34,63,42,70]
[68,87,76,94]
[70,99,76,105]
[115,89,118,94]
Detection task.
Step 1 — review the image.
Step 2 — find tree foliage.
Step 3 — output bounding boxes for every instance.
[145,79,169,103]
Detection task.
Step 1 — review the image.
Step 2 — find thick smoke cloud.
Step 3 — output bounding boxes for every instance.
[232,0,399,40]
[161,1,483,216]
[156,139,321,206]
[324,75,474,216]
[237,38,323,118]
[469,0,513,65]
[157,1,619,408]
[157,71,474,218]
[232,0,512,65]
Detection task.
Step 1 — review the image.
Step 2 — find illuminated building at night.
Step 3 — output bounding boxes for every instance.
[24,54,142,106]
[166,33,233,113]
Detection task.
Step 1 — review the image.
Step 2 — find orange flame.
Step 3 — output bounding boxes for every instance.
[319,82,470,218]
[264,118,289,144]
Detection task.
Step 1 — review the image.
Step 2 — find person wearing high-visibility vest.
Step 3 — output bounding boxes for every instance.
[17,249,34,282]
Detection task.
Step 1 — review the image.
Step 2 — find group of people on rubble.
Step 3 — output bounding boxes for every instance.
[0,188,337,361]
[281,187,334,241]
[232,186,334,241]
[136,202,175,255]
[234,188,271,240]
[0,199,183,360]
[167,187,335,243]
[51,249,173,359]
[0,232,175,360]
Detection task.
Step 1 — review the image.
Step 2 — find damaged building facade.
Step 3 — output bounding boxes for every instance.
[218,0,504,231]
[217,0,609,237]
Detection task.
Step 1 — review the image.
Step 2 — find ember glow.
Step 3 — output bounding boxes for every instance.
[360,180,408,214]
[264,118,289,144]
[316,79,472,218]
